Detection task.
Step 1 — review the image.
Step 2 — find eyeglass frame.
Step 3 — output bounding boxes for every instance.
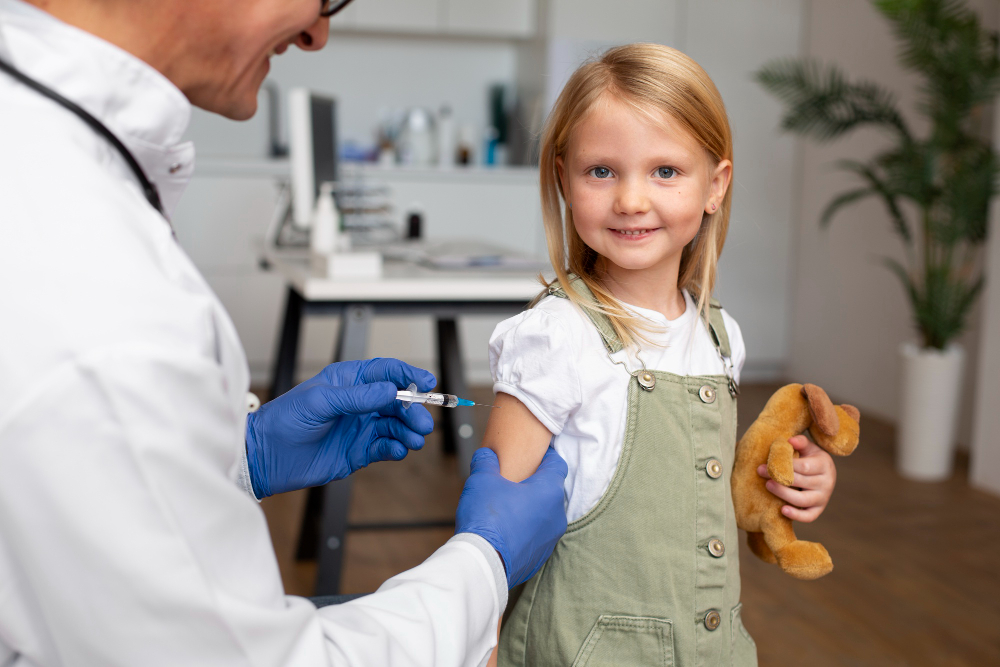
[320,0,356,18]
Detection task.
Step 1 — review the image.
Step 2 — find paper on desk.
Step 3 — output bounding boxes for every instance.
[423,253,549,271]
[382,240,551,272]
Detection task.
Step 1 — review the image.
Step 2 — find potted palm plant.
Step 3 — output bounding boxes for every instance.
[757,0,998,480]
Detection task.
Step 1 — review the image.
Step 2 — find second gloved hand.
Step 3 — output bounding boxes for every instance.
[245,358,436,498]
[456,447,568,587]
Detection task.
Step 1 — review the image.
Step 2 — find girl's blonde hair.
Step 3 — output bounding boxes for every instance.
[536,42,734,347]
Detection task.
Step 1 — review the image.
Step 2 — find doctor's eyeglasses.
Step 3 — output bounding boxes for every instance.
[320,0,356,17]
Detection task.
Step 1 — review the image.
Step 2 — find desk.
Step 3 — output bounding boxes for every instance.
[265,253,542,594]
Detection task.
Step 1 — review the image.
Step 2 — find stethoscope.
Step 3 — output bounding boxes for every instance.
[0,57,166,217]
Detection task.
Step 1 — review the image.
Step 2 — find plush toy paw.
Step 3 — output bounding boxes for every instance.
[774,540,833,580]
[766,439,796,486]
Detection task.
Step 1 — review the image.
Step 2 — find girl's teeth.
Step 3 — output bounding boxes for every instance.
[617,229,647,235]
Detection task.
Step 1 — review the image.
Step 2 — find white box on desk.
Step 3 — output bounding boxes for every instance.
[312,252,383,280]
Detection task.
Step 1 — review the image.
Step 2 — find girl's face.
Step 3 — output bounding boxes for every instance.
[558,94,731,288]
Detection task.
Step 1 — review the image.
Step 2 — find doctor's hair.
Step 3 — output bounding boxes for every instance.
[535,42,734,347]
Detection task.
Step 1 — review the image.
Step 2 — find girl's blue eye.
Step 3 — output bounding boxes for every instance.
[657,167,676,179]
[590,167,612,179]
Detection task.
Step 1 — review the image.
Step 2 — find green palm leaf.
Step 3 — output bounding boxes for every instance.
[756,60,912,142]
[758,0,992,349]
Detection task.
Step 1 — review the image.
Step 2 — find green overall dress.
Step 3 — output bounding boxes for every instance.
[498,281,757,667]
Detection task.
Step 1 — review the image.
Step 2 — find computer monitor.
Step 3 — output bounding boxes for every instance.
[289,88,337,229]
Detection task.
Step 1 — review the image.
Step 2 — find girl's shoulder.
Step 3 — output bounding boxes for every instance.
[489,295,589,435]
[491,293,595,346]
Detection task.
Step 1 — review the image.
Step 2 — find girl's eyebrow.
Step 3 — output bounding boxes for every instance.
[574,153,694,167]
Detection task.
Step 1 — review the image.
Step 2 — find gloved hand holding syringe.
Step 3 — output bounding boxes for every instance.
[396,383,495,408]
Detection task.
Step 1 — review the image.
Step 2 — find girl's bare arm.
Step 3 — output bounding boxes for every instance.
[482,391,558,667]
[482,392,555,482]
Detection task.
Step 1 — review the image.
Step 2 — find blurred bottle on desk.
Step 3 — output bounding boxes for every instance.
[437,105,456,169]
[486,83,509,167]
[310,183,347,256]
[398,108,436,167]
[457,123,476,166]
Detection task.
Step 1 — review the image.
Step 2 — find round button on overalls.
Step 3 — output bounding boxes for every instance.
[706,459,723,478]
[708,539,726,557]
[698,385,716,403]
[637,372,656,391]
[704,611,722,630]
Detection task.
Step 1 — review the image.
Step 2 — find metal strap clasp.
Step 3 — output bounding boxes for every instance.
[722,355,739,398]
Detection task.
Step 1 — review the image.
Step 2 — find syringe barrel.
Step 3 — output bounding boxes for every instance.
[423,393,459,408]
[395,390,460,408]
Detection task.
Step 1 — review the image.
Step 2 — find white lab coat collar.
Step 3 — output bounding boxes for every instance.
[0,0,195,216]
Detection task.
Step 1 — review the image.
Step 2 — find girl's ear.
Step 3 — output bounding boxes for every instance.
[706,159,732,213]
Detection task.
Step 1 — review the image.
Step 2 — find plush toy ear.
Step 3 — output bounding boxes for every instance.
[802,384,838,437]
[841,404,861,424]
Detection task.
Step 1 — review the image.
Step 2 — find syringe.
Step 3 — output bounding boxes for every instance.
[396,383,494,408]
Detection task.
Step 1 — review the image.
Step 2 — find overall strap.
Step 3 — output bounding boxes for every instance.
[707,297,739,397]
[706,298,731,358]
[547,277,624,354]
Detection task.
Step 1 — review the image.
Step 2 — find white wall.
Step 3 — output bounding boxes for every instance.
[970,107,1000,496]
[786,0,996,454]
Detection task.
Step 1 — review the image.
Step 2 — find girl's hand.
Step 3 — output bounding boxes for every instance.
[756,435,837,523]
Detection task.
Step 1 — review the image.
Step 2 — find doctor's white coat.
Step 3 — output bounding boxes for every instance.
[0,2,505,665]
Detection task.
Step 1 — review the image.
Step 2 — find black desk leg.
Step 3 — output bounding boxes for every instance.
[436,318,476,478]
[271,287,330,563]
[313,477,354,595]
[270,287,304,400]
[312,304,374,595]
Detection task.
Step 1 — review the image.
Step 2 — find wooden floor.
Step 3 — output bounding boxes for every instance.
[260,383,1000,665]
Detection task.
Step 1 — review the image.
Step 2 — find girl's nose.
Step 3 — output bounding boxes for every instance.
[613,179,651,216]
[295,17,331,51]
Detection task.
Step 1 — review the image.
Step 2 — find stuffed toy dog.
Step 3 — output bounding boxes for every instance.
[732,383,860,580]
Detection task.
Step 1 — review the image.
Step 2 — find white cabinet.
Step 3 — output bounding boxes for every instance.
[443,0,535,38]
[355,0,440,33]
[331,0,536,38]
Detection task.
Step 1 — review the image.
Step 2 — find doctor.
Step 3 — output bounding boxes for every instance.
[0,0,568,665]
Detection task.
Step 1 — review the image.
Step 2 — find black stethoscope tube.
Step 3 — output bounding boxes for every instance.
[0,57,166,217]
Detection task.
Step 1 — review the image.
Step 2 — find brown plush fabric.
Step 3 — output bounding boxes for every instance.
[802,384,838,437]
[841,404,861,423]
[731,384,861,580]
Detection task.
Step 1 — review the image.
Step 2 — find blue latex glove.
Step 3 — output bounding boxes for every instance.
[456,447,569,587]
[245,358,436,498]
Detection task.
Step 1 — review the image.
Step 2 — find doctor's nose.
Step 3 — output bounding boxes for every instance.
[613,179,651,216]
[295,17,330,51]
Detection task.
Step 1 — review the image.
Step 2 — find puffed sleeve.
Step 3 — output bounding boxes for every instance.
[489,307,583,436]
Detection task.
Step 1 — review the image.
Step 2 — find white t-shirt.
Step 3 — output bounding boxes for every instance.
[490,289,746,522]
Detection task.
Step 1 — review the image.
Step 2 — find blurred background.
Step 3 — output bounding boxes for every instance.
[170,0,1000,664]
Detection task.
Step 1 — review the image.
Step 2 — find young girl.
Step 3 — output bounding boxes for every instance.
[484,43,838,666]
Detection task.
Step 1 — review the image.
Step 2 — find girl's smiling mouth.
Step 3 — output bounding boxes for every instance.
[611,228,657,238]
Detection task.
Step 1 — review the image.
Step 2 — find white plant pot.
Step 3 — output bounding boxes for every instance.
[897,343,965,481]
